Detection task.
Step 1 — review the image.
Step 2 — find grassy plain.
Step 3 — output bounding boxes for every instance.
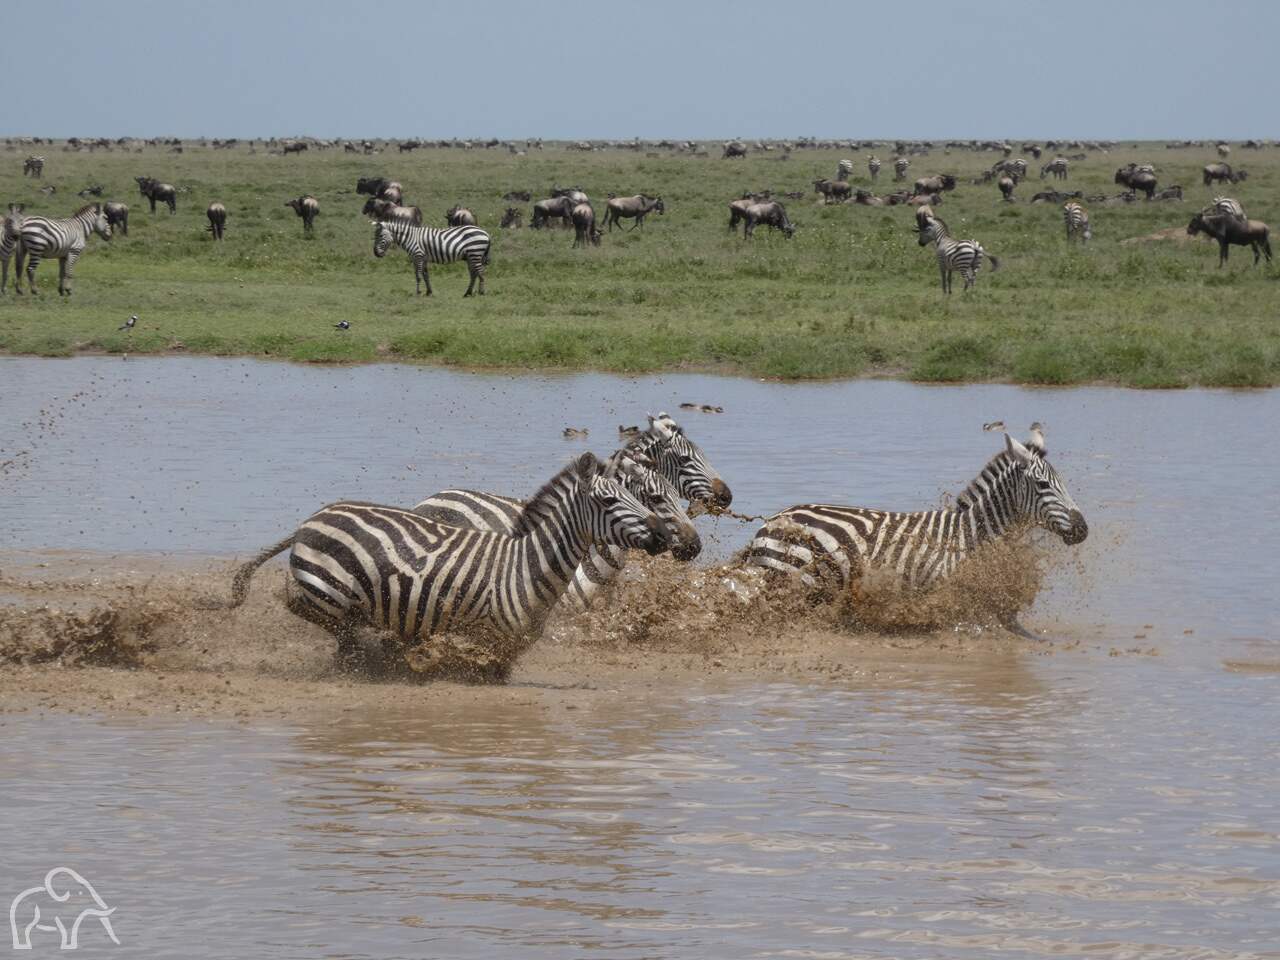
[0,141,1276,385]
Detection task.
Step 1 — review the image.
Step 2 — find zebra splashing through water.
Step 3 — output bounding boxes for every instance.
[917,213,1000,294]
[13,203,112,295]
[742,428,1087,599]
[216,453,670,679]
[372,218,491,295]
[1063,201,1091,242]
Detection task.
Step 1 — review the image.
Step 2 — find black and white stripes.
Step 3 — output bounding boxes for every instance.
[916,213,1000,294]
[10,203,112,295]
[372,219,491,295]
[1063,201,1091,242]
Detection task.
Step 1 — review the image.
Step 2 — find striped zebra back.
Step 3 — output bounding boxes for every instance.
[18,204,110,255]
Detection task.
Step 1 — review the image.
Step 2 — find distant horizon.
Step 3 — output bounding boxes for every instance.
[6,134,1269,144]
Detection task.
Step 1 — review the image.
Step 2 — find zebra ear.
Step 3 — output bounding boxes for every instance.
[1005,434,1034,464]
[575,451,600,480]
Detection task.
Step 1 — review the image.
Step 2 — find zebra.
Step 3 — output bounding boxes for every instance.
[1208,196,1246,222]
[371,218,491,296]
[917,214,1000,293]
[867,155,881,182]
[741,429,1087,602]
[414,448,702,613]
[206,202,227,241]
[893,157,910,181]
[1040,157,1069,180]
[12,202,112,295]
[1,204,24,293]
[285,195,319,232]
[134,176,177,213]
[835,158,854,182]
[214,452,670,679]
[1063,201,1091,242]
[23,155,44,177]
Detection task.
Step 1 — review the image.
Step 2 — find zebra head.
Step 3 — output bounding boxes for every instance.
[371,220,395,258]
[90,204,111,240]
[605,449,701,561]
[636,413,732,508]
[577,453,671,556]
[917,216,945,247]
[1002,432,1088,545]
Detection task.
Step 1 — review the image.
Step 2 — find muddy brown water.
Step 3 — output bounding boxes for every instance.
[1,357,1278,959]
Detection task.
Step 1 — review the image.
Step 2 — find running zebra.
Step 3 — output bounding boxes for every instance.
[1063,201,1091,242]
[1,204,24,293]
[215,453,670,678]
[12,203,112,295]
[917,214,1000,294]
[893,157,910,181]
[23,155,44,177]
[372,219,491,296]
[836,158,854,182]
[742,428,1087,597]
[867,155,881,181]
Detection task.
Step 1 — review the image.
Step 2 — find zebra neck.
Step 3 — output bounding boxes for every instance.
[504,491,595,630]
[954,455,1027,546]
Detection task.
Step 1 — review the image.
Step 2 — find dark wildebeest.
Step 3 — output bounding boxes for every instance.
[728,198,755,231]
[1187,213,1272,267]
[531,195,576,229]
[998,173,1018,202]
[23,156,44,177]
[1031,190,1082,204]
[854,189,887,206]
[103,201,129,236]
[551,185,589,204]
[500,207,523,228]
[1040,157,1069,180]
[282,140,308,155]
[571,202,601,247]
[1203,162,1246,186]
[743,201,795,238]
[363,197,422,224]
[603,194,664,231]
[912,174,957,196]
[398,140,421,153]
[206,202,227,241]
[1114,165,1157,199]
[1152,186,1184,201]
[503,190,531,202]
[135,176,177,214]
[285,195,320,232]
[356,178,403,204]
[722,140,748,159]
[907,192,942,207]
[446,205,477,227]
[813,179,852,203]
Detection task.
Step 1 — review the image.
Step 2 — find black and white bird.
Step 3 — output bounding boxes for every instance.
[118,314,138,331]
[334,321,350,330]
[983,420,1005,432]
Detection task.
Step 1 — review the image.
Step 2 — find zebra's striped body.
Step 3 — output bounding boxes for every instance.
[1209,196,1246,222]
[12,203,111,295]
[1040,157,1069,180]
[836,158,854,182]
[372,219,491,296]
[867,156,881,181]
[23,155,44,177]
[1,204,24,293]
[223,454,669,676]
[893,157,910,181]
[743,432,1087,594]
[917,215,999,294]
[1063,201,1091,242]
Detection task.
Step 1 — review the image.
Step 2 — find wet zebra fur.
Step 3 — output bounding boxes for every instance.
[12,203,112,295]
[1063,201,1091,242]
[917,214,999,293]
[372,218,491,295]
[742,432,1088,595]
[216,453,670,672]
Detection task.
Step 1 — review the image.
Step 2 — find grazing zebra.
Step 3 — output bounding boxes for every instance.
[1063,201,1091,242]
[836,158,854,182]
[12,203,112,295]
[285,195,320,232]
[867,155,881,181]
[23,155,44,177]
[917,214,1000,294]
[217,453,670,677]
[1040,157,1069,180]
[1208,196,1246,221]
[893,157,910,181]
[134,176,177,213]
[741,430,1087,601]
[203,202,226,241]
[103,201,128,236]
[372,219,491,296]
[1,204,24,293]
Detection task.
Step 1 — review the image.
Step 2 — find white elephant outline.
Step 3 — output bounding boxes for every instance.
[9,867,119,950]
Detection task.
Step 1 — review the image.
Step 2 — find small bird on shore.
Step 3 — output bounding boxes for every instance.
[563,427,588,439]
[334,320,350,330]
[982,420,1005,432]
[118,314,138,331]
[618,424,640,438]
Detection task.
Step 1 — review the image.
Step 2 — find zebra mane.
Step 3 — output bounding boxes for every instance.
[509,454,596,537]
[952,445,1044,512]
[72,203,100,218]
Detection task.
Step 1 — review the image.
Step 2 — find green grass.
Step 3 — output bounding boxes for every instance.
[1,141,1277,385]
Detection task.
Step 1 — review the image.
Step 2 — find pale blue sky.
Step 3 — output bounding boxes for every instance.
[8,1,1277,139]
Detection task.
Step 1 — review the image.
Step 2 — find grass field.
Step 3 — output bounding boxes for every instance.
[0,141,1276,385]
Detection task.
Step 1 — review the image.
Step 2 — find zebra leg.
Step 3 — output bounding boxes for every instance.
[25,254,40,294]
[13,249,25,294]
[284,593,374,672]
[464,264,477,296]
[58,257,68,296]
[414,258,424,295]
[422,263,433,296]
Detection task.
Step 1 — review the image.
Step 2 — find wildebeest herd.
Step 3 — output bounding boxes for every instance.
[0,137,1272,297]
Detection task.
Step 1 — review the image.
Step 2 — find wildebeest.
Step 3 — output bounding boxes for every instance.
[571,202,601,247]
[23,156,44,177]
[602,194,664,231]
[854,189,887,206]
[1114,165,1157,199]
[103,201,129,236]
[282,140,308,155]
[1187,213,1272,267]
[813,179,852,203]
[500,207,523,228]
[722,140,748,159]
[531,195,576,229]
[1040,157,1069,180]
[743,201,794,238]
[1203,162,1246,186]
[551,185,589,204]
[912,174,957,195]
[356,178,403,204]
[446,205,477,227]
[1217,142,1231,159]
[503,190,532,202]
[998,173,1018,202]
[206,202,227,241]
[135,176,177,214]
[1031,190,1082,204]
[363,197,422,224]
[398,140,421,153]
[1152,186,1184,201]
[285,195,320,232]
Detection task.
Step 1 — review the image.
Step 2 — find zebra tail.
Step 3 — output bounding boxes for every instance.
[985,251,1001,272]
[196,533,295,609]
